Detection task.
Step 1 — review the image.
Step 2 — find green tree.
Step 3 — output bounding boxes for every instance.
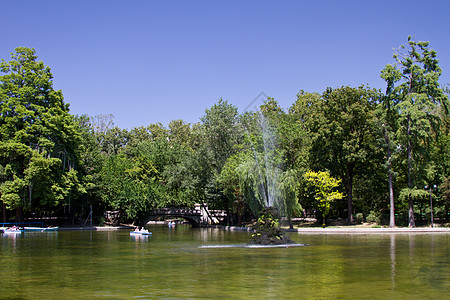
[168,119,193,149]
[201,98,242,174]
[100,126,129,155]
[0,47,81,220]
[217,151,247,225]
[379,64,401,227]
[303,170,343,227]
[310,86,380,224]
[100,152,161,223]
[165,144,214,208]
[381,36,448,227]
[74,115,105,218]
[287,90,320,171]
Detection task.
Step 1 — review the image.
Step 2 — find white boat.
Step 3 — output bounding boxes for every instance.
[4,228,23,234]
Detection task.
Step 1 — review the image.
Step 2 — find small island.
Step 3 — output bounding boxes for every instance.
[249,207,295,245]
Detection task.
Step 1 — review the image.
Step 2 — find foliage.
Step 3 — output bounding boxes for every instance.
[381,36,448,227]
[1,38,448,227]
[366,210,381,224]
[200,98,241,174]
[303,170,343,227]
[355,213,364,224]
[0,47,82,217]
[308,85,380,223]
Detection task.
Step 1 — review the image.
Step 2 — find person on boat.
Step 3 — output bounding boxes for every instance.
[134,227,140,232]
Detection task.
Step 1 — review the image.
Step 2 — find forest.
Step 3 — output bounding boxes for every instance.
[1,37,449,228]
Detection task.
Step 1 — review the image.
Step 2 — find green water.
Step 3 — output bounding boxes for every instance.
[0,226,449,299]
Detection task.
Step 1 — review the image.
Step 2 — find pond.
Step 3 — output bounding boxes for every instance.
[1,225,449,299]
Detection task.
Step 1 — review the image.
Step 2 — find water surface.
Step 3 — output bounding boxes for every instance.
[1,225,448,299]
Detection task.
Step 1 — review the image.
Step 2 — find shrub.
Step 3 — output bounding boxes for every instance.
[366,211,381,224]
[355,213,364,224]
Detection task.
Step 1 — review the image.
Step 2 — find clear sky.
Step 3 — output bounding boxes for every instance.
[2,0,449,129]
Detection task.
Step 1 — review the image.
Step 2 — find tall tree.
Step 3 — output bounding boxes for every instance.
[0,47,81,219]
[310,86,380,224]
[201,98,241,174]
[381,36,448,227]
[379,64,401,227]
[287,91,321,171]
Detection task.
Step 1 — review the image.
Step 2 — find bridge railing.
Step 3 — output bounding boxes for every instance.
[148,206,227,225]
[209,210,227,217]
[151,208,201,215]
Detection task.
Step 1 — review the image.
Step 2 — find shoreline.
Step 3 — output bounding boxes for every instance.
[6,224,447,234]
[217,225,450,234]
[288,227,450,234]
[57,225,133,231]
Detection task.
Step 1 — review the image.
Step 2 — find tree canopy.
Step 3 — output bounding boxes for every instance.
[1,38,448,227]
[0,47,81,220]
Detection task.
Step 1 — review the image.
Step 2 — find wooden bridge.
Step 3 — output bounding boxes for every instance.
[146,204,227,226]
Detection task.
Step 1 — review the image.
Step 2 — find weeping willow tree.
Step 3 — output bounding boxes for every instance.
[234,154,301,227]
[217,147,301,226]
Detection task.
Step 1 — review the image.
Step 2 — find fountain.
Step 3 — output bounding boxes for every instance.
[247,113,295,246]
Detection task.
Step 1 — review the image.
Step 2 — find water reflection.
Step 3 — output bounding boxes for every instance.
[409,233,415,264]
[1,228,449,299]
[2,232,20,252]
[390,234,396,289]
[130,234,150,242]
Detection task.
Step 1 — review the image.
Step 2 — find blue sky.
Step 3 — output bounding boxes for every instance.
[2,0,449,129]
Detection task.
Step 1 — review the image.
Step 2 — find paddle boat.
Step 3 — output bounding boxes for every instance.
[3,226,23,234]
[130,228,152,236]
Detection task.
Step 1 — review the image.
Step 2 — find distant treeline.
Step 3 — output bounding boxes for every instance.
[1,37,449,227]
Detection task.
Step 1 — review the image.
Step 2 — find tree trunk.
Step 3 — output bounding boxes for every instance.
[388,170,395,228]
[15,207,23,223]
[384,129,395,228]
[2,201,6,223]
[407,115,415,228]
[346,166,354,225]
[288,216,294,229]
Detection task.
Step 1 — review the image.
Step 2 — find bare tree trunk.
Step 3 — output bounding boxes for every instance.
[384,129,395,228]
[2,201,6,223]
[407,115,415,228]
[15,207,23,223]
[388,171,395,228]
[346,166,354,225]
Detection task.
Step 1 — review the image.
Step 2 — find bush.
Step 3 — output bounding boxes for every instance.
[355,213,364,224]
[366,211,381,224]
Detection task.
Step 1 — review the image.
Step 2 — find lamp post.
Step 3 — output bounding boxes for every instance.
[424,185,437,227]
